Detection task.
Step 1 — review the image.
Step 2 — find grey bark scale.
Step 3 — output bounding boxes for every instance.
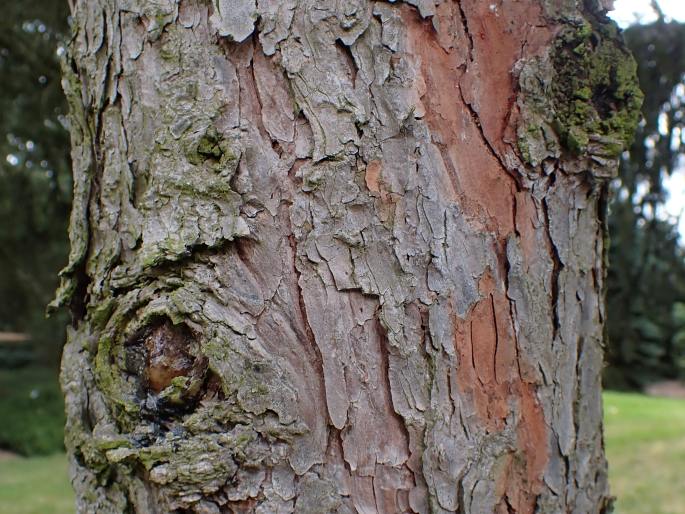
[54,0,639,512]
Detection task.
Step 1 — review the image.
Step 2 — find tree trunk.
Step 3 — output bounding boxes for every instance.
[55,0,641,512]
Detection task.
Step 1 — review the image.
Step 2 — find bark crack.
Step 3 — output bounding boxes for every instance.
[456,1,474,64]
[287,233,328,416]
[491,293,500,385]
[541,195,563,344]
[457,81,523,192]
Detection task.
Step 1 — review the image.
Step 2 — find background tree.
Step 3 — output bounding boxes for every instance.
[56,0,641,512]
[605,19,685,388]
[0,0,70,367]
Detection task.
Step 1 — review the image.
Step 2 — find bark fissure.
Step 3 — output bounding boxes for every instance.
[456,0,474,63]
[541,194,563,345]
[457,80,522,193]
[287,233,327,408]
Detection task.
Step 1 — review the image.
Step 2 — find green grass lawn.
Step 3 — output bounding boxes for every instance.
[0,453,73,514]
[604,391,685,514]
[0,392,682,513]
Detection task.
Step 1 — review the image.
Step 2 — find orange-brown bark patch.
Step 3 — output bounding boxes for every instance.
[401,3,553,508]
[514,191,543,267]
[401,6,515,238]
[494,382,549,513]
[463,0,554,154]
[459,0,554,152]
[365,159,382,195]
[453,273,548,511]
[453,271,520,431]
[364,159,399,223]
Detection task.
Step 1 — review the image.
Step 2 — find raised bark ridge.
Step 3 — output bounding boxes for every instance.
[55,0,640,512]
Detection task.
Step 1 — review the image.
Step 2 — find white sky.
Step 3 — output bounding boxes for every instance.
[610,0,685,26]
[609,0,685,236]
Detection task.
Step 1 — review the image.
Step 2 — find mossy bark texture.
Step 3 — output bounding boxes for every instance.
[56,0,641,512]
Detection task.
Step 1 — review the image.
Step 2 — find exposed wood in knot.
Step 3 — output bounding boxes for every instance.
[144,321,195,393]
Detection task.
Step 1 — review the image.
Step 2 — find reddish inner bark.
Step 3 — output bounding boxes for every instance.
[401,3,556,511]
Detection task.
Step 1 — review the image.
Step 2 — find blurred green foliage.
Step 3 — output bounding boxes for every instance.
[0,1,71,366]
[0,367,65,456]
[606,20,685,388]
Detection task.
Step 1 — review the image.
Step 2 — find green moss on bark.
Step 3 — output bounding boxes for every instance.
[550,19,643,157]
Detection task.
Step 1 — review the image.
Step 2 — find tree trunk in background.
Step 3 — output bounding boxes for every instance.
[55,0,641,512]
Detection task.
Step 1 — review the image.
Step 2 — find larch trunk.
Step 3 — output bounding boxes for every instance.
[55,0,641,512]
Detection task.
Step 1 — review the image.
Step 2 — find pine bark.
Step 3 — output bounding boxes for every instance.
[55,1,641,512]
